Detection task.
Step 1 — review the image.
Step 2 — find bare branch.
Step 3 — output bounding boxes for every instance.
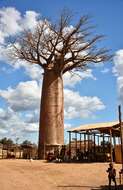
[10,10,110,73]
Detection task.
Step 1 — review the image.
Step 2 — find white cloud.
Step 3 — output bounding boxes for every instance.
[23,111,39,123]
[0,7,21,40]
[0,7,40,46]
[0,107,22,135]
[0,30,5,44]
[0,7,41,77]
[113,49,123,104]
[0,43,43,81]
[0,129,8,135]
[0,81,40,141]
[22,123,39,133]
[24,63,43,80]
[22,11,39,30]
[0,106,39,140]
[0,107,13,120]
[101,68,110,74]
[64,89,105,119]
[64,123,72,129]
[113,49,123,76]
[9,59,43,80]
[0,80,41,111]
[63,69,96,88]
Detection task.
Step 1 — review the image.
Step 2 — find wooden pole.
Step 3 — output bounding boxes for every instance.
[87,131,90,162]
[109,129,113,163]
[90,131,92,150]
[80,133,82,151]
[75,132,77,158]
[43,143,45,160]
[69,132,71,160]
[113,136,116,147]
[88,131,90,152]
[98,135,100,152]
[102,133,105,161]
[94,133,96,160]
[118,105,123,170]
[84,133,86,153]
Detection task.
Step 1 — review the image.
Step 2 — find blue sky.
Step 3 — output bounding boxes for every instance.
[0,0,123,144]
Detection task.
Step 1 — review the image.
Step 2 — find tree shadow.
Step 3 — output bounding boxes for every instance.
[91,185,123,190]
[57,185,123,189]
[58,185,98,188]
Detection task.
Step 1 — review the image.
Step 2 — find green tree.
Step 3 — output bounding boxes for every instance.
[0,137,14,145]
[21,140,32,145]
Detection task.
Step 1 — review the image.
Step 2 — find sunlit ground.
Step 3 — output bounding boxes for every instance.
[0,159,122,190]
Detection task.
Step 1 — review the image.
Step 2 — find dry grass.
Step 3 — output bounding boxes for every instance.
[0,159,122,190]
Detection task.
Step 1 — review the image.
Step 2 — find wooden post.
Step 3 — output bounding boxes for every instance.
[69,132,71,160]
[107,136,110,153]
[109,129,113,163]
[94,133,96,161]
[98,135,100,152]
[113,136,116,147]
[88,131,90,152]
[90,131,92,150]
[43,143,45,160]
[119,105,123,170]
[102,133,105,160]
[80,133,82,151]
[75,132,77,158]
[84,133,86,153]
[87,131,90,162]
[118,105,123,184]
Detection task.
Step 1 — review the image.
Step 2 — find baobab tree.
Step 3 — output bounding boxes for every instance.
[11,11,110,159]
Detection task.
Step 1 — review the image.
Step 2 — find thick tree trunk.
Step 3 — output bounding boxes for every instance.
[38,69,64,159]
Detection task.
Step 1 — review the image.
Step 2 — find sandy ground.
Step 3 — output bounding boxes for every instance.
[0,159,122,190]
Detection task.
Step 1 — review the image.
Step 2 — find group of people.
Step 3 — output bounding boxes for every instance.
[46,146,69,162]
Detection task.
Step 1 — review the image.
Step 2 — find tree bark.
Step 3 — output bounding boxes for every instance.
[38,69,64,159]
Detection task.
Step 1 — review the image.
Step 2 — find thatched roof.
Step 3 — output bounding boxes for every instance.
[68,121,121,136]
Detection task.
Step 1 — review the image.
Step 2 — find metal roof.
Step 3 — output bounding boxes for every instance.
[68,121,120,134]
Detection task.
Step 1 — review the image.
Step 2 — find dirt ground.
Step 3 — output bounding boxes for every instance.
[0,159,123,190]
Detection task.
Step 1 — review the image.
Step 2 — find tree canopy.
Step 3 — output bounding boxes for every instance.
[0,137,14,145]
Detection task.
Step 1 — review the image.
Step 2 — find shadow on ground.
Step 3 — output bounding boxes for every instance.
[58,185,99,188]
[58,185,123,190]
[91,185,123,190]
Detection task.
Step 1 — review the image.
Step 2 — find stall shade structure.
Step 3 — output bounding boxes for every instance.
[67,121,121,162]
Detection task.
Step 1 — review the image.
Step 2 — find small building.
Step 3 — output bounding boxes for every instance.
[0,144,38,159]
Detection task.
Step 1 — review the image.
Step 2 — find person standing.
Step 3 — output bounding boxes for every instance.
[106,163,117,190]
